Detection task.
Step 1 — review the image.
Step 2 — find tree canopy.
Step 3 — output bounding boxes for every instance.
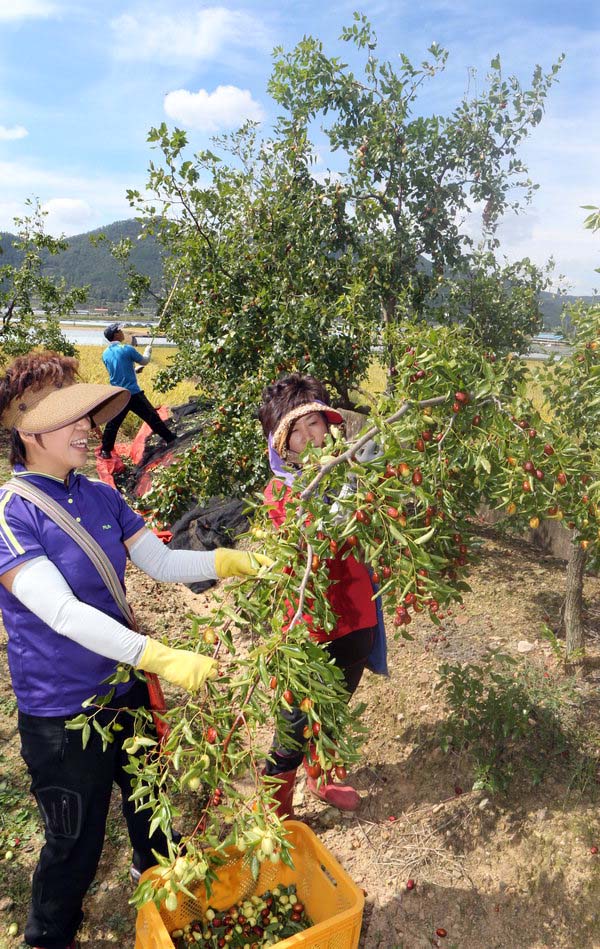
[0,201,87,361]
[123,17,563,505]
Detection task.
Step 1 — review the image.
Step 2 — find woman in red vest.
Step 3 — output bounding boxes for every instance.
[259,373,380,817]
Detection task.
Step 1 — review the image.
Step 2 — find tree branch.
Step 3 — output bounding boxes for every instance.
[299,393,450,502]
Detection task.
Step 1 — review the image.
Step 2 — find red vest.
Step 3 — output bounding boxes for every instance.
[264,479,377,643]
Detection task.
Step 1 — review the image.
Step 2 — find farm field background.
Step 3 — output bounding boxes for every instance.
[73,341,550,411]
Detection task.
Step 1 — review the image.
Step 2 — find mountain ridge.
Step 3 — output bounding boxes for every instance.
[0,219,164,307]
[0,219,595,327]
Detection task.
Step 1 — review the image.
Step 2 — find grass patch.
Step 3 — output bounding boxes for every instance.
[436,652,597,794]
[0,763,40,848]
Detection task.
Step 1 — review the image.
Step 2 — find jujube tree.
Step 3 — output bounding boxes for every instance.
[79,322,595,914]
[122,16,561,511]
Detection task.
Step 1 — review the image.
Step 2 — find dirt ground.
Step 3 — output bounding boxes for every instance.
[1,526,600,949]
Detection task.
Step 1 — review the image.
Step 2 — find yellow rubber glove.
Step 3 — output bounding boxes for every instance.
[214,548,273,579]
[137,639,217,692]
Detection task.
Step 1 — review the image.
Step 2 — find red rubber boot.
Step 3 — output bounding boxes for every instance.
[303,759,360,811]
[262,768,297,819]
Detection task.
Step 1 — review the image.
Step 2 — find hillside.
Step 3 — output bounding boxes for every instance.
[0,219,595,324]
[538,290,596,330]
[0,219,164,305]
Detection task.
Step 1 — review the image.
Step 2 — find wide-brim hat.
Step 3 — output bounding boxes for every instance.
[1,382,131,434]
[272,401,345,460]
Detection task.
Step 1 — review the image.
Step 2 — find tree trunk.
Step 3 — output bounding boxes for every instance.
[563,540,587,661]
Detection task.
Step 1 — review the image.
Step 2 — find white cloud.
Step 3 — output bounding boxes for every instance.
[0,124,28,140]
[0,0,60,21]
[498,101,600,294]
[0,160,137,235]
[41,197,93,233]
[0,200,26,227]
[164,85,265,131]
[312,169,344,187]
[110,6,269,64]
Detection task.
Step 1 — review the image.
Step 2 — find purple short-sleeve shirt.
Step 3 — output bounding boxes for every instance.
[0,466,145,715]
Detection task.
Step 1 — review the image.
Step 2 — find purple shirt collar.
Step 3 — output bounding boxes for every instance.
[12,463,78,492]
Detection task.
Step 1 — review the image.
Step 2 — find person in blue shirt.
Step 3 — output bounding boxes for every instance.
[100,322,176,459]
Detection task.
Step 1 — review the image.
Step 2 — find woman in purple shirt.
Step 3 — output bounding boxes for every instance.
[0,352,269,949]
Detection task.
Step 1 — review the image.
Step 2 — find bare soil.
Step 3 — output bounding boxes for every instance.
[1,528,600,949]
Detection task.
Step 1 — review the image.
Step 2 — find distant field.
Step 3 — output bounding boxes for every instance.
[360,357,550,416]
[40,342,554,421]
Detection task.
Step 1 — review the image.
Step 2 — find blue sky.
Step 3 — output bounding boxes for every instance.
[0,0,598,294]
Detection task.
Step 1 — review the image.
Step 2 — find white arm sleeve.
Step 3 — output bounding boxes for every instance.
[140,345,152,365]
[12,557,147,665]
[128,529,217,583]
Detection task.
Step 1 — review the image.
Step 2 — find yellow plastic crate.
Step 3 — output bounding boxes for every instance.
[135,820,364,949]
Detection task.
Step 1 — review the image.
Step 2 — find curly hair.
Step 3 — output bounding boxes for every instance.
[258,373,331,438]
[0,352,80,465]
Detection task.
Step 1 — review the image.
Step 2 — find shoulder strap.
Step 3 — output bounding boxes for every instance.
[3,478,135,628]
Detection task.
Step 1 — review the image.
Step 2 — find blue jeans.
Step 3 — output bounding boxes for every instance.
[18,678,172,948]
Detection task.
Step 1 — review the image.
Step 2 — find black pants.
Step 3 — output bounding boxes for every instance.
[265,626,376,777]
[18,679,172,949]
[101,390,176,453]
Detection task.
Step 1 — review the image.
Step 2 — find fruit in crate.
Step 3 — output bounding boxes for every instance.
[170,884,313,947]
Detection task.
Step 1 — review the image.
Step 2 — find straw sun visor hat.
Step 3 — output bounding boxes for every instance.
[1,381,131,435]
[272,401,345,460]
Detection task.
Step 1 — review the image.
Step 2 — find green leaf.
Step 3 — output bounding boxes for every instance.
[129,785,151,802]
[414,525,436,546]
[149,812,165,839]
[387,521,407,543]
